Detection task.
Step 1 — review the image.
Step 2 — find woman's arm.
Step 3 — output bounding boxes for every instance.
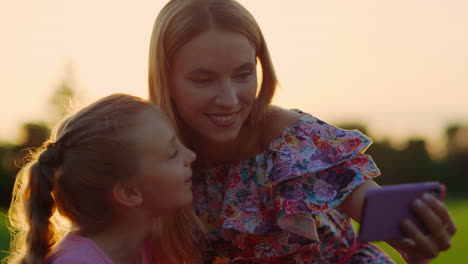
[337,179,380,222]
[387,193,456,264]
[338,180,457,264]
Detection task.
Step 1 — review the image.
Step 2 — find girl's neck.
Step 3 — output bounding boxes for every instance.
[84,216,150,264]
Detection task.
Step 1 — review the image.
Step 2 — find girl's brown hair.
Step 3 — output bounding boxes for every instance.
[6,93,205,264]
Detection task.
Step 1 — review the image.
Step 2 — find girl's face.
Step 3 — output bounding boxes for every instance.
[169,29,257,144]
[132,108,196,215]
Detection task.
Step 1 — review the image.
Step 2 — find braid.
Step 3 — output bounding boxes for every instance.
[6,94,161,263]
[38,142,63,166]
[22,143,63,263]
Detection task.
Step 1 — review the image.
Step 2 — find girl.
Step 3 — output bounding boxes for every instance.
[6,93,204,264]
[148,0,456,263]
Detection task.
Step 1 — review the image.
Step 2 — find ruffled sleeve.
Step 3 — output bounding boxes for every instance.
[267,111,381,241]
[192,111,382,259]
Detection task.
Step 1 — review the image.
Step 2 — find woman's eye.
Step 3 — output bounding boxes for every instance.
[235,71,253,80]
[191,77,212,84]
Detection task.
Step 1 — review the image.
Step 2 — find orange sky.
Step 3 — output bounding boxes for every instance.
[1,0,467,153]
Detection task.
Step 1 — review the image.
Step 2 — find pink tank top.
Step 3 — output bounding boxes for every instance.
[46,233,153,264]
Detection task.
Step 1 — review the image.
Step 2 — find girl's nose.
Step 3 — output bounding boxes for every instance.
[184,147,196,166]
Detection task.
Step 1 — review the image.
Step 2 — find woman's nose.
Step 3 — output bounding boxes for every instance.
[215,81,239,106]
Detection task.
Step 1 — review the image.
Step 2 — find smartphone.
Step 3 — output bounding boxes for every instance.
[358,182,446,243]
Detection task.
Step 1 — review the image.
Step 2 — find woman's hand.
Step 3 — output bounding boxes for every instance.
[387,192,457,264]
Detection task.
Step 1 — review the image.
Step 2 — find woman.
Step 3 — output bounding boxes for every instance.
[148,0,456,263]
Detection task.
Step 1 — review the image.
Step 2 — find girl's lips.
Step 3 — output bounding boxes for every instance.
[185,169,192,184]
[184,178,192,188]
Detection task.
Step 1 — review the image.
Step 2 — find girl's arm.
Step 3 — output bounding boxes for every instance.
[338,180,456,264]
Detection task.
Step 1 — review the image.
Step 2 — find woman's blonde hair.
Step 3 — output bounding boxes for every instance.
[5,93,205,264]
[148,0,278,132]
[148,1,277,262]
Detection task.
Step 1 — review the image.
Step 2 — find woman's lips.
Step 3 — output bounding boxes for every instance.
[206,111,239,126]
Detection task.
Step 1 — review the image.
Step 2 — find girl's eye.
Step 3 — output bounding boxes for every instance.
[169,150,178,159]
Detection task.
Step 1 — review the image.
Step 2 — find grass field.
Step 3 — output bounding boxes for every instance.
[0,209,10,262]
[1,199,467,263]
[370,198,468,264]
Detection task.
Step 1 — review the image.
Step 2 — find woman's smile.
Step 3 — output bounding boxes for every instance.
[169,29,257,144]
[206,110,240,127]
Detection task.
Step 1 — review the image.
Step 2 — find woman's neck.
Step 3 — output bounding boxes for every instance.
[193,139,241,168]
[190,123,265,169]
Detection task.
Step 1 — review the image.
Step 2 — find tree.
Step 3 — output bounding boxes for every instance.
[0,122,51,207]
[48,62,80,123]
[443,124,468,193]
[0,64,79,207]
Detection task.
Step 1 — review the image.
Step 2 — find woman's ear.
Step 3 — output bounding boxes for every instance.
[112,183,143,207]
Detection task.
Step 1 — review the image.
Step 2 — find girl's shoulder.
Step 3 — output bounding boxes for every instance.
[46,233,113,264]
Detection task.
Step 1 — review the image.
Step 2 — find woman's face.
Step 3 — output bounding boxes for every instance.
[169,29,257,144]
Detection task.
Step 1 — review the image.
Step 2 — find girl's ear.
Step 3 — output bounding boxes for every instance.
[112,183,143,207]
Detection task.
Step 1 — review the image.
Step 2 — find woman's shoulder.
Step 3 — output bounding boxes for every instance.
[262,106,372,146]
[260,106,304,146]
[261,107,375,172]
[265,105,303,126]
[260,106,342,147]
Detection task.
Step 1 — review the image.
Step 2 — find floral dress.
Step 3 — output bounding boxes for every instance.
[192,110,395,264]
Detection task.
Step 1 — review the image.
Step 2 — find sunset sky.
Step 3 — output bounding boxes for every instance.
[1,0,467,153]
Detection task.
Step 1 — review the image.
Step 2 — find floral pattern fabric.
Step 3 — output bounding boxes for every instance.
[192,110,394,263]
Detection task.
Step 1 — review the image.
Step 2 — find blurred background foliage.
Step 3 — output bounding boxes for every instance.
[0,75,467,262]
[1,85,467,209]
